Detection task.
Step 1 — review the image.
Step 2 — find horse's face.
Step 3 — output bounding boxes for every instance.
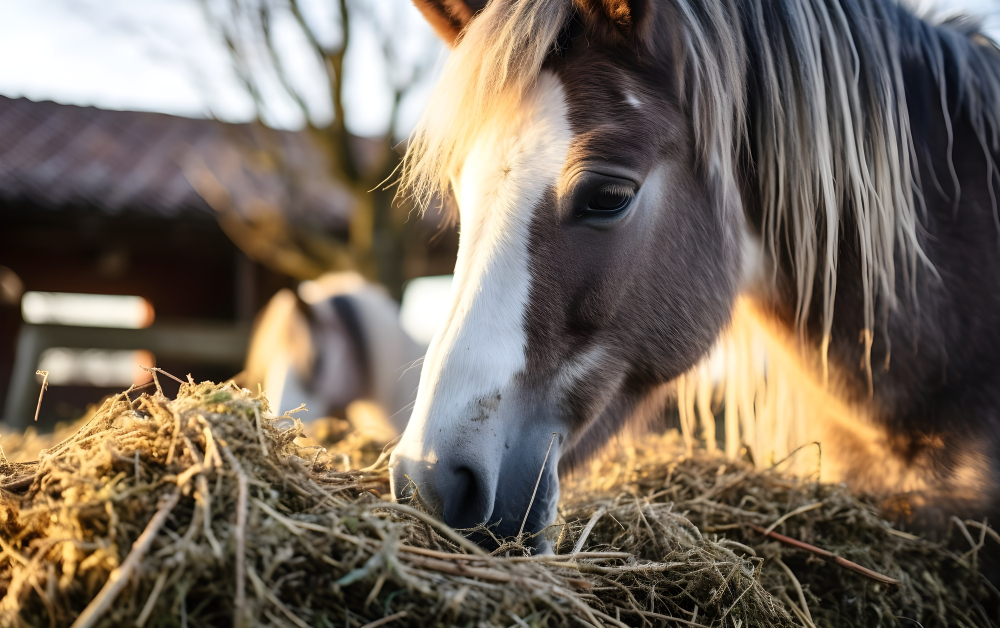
[391,0,748,547]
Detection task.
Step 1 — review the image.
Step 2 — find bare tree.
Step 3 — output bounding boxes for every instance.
[198,0,441,295]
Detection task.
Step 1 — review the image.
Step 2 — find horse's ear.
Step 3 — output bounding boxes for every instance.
[580,0,649,36]
[412,0,487,46]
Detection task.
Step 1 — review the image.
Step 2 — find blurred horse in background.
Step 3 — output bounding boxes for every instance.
[239,272,423,437]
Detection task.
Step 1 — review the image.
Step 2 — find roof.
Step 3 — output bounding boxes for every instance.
[0,96,356,229]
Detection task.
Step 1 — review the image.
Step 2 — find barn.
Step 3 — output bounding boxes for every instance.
[0,95,355,428]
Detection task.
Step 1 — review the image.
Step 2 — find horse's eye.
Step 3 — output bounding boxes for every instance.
[570,175,638,224]
[587,184,634,212]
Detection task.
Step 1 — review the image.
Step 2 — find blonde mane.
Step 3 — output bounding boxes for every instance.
[400,0,570,210]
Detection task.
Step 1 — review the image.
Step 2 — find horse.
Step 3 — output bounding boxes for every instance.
[240,272,423,435]
[389,0,1000,550]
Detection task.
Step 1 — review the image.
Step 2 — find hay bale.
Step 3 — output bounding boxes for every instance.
[0,380,995,627]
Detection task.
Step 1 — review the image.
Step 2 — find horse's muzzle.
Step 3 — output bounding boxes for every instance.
[389,429,562,552]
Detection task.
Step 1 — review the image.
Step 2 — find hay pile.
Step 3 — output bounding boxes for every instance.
[561,443,999,627]
[0,379,996,627]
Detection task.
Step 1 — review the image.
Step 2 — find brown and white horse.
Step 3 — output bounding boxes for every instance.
[242,273,423,434]
[390,0,1000,549]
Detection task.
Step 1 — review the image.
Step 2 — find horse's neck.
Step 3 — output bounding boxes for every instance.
[812,38,1000,432]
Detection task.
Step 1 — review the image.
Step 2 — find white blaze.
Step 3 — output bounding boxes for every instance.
[394,72,572,463]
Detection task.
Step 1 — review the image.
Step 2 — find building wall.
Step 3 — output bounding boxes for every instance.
[0,206,294,425]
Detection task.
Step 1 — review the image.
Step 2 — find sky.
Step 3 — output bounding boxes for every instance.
[0,0,442,137]
[0,0,997,138]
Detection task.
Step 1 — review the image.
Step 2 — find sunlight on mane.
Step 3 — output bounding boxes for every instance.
[673,298,992,500]
[400,0,569,211]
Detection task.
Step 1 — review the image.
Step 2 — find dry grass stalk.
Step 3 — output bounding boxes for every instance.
[32,370,48,423]
[749,524,901,585]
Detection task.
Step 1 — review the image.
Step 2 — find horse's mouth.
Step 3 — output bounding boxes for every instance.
[463,526,554,555]
[389,450,562,554]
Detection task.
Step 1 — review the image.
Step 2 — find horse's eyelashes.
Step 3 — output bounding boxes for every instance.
[599,183,635,198]
[588,183,635,212]
[568,173,638,221]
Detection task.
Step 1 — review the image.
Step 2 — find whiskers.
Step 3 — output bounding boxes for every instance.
[517,432,559,543]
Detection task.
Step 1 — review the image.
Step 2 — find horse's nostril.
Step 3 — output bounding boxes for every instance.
[441,466,492,530]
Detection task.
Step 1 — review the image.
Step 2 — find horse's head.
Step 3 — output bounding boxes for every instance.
[391,0,754,547]
[242,273,423,433]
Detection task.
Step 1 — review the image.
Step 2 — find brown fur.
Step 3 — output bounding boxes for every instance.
[411,0,486,44]
[576,0,642,35]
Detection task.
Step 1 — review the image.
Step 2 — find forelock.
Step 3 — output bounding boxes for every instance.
[400,0,572,211]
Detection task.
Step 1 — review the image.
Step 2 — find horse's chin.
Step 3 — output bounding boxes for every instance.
[532,538,554,555]
[462,528,554,556]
